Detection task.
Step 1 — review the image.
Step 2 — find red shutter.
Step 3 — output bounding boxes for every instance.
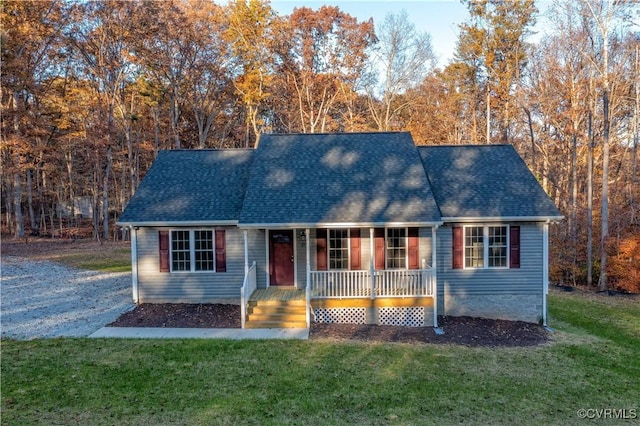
[374,228,385,270]
[452,226,463,269]
[215,230,226,272]
[159,231,170,273]
[408,227,419,269]
[350,228,361,270]
[316,229,327,271]
[510,226,520,269]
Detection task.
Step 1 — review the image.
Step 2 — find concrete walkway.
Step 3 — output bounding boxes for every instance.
[89,327,309,340]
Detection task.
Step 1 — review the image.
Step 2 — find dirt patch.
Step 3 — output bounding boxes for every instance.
[109,304,549,347]
[311,316,548,347]
[109,304,241,328]
[2,237,129,260]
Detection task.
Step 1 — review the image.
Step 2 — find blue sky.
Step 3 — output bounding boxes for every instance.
[271,0,557,69]
[271,0,469,68]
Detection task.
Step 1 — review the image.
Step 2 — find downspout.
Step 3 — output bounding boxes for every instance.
[542,221,550,327]
[131,226,139,303]
[432,224,439,328]
[305,228,311,327]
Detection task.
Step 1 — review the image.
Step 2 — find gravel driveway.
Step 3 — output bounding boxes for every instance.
[1,256,133,340]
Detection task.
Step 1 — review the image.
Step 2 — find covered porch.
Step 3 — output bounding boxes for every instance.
[240,226,438,329]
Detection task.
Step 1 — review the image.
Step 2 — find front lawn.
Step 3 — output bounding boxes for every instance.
[2,291,638,425]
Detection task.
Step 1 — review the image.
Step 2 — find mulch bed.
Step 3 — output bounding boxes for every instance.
[109,304,549,347]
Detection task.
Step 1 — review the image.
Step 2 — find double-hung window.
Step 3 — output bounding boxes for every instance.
[171,230,215,272]
[463,225,509,269]
[328,229,349,270]
[386,228,407,269]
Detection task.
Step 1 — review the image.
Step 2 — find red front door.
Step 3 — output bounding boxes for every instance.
[269,230,295,286]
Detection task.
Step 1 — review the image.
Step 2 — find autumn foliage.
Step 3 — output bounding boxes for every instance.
[2,0,639,291]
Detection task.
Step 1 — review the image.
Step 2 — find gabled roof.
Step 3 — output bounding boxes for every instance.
[237,132,442,227]
[417,145,563,221]
[118,149,253,226]
[118,135,562,228]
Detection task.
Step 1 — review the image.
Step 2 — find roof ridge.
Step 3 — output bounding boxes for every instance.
[159,148,255,152]
[417,144,512,148]
[262,131,409,136]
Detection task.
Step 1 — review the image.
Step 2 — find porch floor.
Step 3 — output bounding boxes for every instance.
[249,287,306,302]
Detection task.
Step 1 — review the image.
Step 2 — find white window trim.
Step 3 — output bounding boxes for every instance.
[328,228,350,271]
[169,229,217,273]
[385,227,409,270]
[463,225,510,270]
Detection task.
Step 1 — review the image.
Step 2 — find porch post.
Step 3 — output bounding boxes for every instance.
[542,221,549,326]
[369,227,375,299]
[243,229,249,275]
[305,228,311,327]
[432,225,439,328]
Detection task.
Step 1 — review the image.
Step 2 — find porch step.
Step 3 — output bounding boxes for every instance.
[246,299,307,329]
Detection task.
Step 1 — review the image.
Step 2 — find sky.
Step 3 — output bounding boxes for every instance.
[271,0,470,68]
[271,0,557,69]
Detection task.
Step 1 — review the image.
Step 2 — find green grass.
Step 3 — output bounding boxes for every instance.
[55,248,131,272]
[2,292,638,425]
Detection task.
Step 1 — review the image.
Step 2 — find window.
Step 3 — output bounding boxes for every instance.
[194,230,215,271]
[170,230,215,272]
[460,225,510,269]
[464,226,484,268]
[488,226,508,267]
[329,229,349,269]
[171,230,191,271]
[386,228,407,269]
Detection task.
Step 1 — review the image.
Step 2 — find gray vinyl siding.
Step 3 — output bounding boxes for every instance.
[435,222,544,301]
[135,226,266,303]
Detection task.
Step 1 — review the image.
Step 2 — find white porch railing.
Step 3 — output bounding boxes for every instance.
[309,269,434,299]
[240,261,257,329]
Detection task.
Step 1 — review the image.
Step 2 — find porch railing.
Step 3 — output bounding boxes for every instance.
[240,261,257,329]
[309,269,434,299]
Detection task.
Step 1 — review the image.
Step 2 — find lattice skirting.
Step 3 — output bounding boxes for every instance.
[314,308,367,324]
[313,307,426,327]
[378,307,425,327]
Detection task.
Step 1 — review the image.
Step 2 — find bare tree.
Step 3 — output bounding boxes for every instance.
[367,10,436,131]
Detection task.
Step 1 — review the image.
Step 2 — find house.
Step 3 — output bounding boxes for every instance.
[117,132,562,329]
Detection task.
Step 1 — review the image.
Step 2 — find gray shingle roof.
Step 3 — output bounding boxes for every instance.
[238,132,441,226]
[118,149,253,225]
[119,136,562,227]
[417,145,562,219]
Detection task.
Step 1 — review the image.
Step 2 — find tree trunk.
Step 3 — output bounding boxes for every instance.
[587,110,594,287]
[571,133,578,285]
[26,168,36,235]
[486,86,491,144]
[102,145,112,240]
[598,87,610,292]
[13,171,24,238]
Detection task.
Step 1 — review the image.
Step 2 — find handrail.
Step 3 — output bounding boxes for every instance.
[240,261,257,329]
[309,268,434,299]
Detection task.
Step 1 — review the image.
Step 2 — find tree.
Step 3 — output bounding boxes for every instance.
[66,0,136,239]
[274,6,376,133]
[583,0,630,291]
[367,10,436,131]
[225,0,275,146]
[454,0,537,144]
[1,0,69,237]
